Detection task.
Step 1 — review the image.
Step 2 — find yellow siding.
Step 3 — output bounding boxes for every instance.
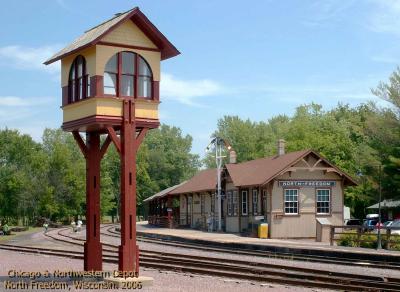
[96,99,123,116]
[60,20,161,88]
[63,97,159,123]
[63,98,99,122]
[101,20,157,49]
[135,100,159,120]
[96,45,161,81]
[61,46,96,87]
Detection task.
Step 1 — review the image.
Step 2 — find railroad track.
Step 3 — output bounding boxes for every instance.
[101,225,400,271]
[1,228,400,291]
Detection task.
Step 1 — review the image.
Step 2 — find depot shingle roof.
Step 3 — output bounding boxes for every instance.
[169,168,217,195]
[226,149,357,187]
[225,150,309,187]
[143,181,186,203]
[44,7,180,65]
[145,149,357,201]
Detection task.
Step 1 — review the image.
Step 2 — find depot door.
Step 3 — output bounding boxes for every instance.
[187,195,193,226]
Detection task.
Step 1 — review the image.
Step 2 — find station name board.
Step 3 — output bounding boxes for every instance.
[278,180,336,187]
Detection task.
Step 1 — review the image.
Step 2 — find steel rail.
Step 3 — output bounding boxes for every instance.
[102,225,400,270]
[15,227,399,291]
[1,240,400,292]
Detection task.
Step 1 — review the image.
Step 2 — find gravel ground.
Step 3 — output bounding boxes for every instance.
[0,250,327,291]
[2,227,399,292]
[89,228,400,279]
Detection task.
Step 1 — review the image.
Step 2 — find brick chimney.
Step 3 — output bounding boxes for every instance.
[277,139,285,156]
[229,150,237,163]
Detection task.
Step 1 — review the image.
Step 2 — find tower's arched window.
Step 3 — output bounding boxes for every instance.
[69,55,89,103]
[103,51,153,99]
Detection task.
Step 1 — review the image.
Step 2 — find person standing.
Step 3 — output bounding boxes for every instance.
[77,219,82,232]
[43,222,49,234]
[3,223,9,235]
[71,220,76,233]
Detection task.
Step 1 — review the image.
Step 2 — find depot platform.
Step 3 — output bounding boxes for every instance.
[136,222,400,263]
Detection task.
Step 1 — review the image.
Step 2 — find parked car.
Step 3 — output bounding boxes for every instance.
[362,219,378,232]
[390,220,400,235]
[345,219,361,226]
[383,221,393,227]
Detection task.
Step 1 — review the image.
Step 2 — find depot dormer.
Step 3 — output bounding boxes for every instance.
[44,7,179,132]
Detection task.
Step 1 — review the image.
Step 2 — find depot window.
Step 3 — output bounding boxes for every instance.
[252,189,258,215]
[232,190,238,216]
[104,51,153,99]
[284,189,298,214]
[227,191,233,216]
[316,189,330,214]
[68,55,90,103]
[241,190,248,216]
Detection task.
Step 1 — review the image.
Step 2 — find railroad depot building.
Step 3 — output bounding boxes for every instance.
[145,142,357,238]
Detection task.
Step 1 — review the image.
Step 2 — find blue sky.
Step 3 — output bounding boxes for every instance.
[0,0,398,156]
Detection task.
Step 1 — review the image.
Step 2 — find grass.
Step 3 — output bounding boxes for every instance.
[0,227,42,243]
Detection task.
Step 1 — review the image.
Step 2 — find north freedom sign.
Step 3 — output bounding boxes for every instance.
[278,180,336,188]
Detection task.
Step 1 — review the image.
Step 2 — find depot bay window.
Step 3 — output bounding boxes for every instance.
[317,189,330,214]
[104,51,153,98]
[284,189,298,214]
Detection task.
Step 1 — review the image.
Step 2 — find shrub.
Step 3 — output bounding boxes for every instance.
[337,231,400,251]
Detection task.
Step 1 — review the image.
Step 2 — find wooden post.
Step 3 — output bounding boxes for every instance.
[84,132,102,271]
[330,226,334,246]
[118,99,138,273]
[167,195,173,228]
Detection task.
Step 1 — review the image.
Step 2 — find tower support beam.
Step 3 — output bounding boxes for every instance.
[119,99,141,273]
[84,132,103,271]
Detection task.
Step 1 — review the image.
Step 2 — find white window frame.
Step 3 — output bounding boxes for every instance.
[252,189,258,215]
[200,193,205,215]
[263,189,267,214]
[284,189,298,215]
[316,189,330,215]
[241,190,248,216]
[227,191,233,216]
[233,190,238,216]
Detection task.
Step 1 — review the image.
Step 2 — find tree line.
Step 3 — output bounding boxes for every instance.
[206,69,400,220]
[0,69,399,224]
[0,125,200,225]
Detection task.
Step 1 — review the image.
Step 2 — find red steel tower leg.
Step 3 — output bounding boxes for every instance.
[84,132,102,271]
[119,99,139,273]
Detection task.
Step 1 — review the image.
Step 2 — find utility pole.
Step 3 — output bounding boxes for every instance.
[377,164,382,250]
[206,137,232,232]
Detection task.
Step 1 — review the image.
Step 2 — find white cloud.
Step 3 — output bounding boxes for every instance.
[55,0,68,9]
[303,0,356,27]
[0,96,30,107]
[0,96,53,107]
[160,73,225,106]
[0,96,56,125]
[232,77,382,105]
[368,0,400,36]
[0,45,62,74]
